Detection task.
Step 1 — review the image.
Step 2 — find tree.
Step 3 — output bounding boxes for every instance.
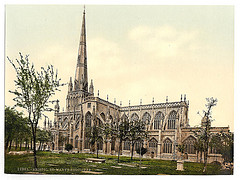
[136,147,147,156]
[85,122,104,158]
[7,53,63,168]
[194,137,204,163]
[65,144,73,152]
[112,119,129,163]
[127,119,148,160]
[219,131,233,163]
[5,106,31,151]
[177,144,185,160]
[209,133,222,161]
[195,97,217,173]
[36,129,51,150]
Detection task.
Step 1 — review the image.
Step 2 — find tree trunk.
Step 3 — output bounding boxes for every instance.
[97,143,99,158]
[5,136,10,151]
[38,142,41,151]
[200,150,202,163]
[15,138,18,150]
[31,124,38,168]
[9,140,12,151]
[31,138,33,150]
[118,139,122,163]
[25,140,28,150]
[131,142,134,160]
[203,144,209,173]
[196,151,199,163]
[19,140,22,151]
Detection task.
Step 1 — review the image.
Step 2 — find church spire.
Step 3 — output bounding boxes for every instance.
[74,7,88,92]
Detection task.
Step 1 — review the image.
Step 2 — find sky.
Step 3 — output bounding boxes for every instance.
[5,5,234,131]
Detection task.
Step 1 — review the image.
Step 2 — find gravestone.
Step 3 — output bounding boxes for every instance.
[176,160,184,171]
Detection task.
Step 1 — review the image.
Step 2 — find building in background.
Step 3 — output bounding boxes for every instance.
[49,9,229,163]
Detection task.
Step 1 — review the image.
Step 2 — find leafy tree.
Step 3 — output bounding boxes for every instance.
[5,106,31,151]
[219,131,233,163]
[112,119,130,163]
[127,119,148,160]
[7,53,63,168]
[194,137,204,163]
[65,144,73,152]
[136,147,147,156]
[86,124,103,158]
[36,129,51,150]
[177,144,185,160]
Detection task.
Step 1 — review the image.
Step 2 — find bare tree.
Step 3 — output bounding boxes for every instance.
[195,97,217,172]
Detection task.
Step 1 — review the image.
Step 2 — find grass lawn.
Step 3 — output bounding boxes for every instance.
[4,151,232,175]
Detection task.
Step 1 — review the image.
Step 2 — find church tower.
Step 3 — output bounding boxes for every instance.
[66,8,89,111]
[74,8,88,92]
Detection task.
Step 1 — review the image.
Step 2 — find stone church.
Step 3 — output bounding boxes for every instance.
[49,9,229,163]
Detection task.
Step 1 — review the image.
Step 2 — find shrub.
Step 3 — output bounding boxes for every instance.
[136,147,148,156]
[65,144,73,152]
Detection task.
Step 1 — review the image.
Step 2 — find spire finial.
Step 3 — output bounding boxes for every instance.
[84,5,86,14]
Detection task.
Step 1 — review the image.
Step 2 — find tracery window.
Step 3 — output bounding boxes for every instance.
[85,112,92,128]
[168,111,177,129]
[100,112,106,122]
[109,115,113,122]
[97,118,103,127]
[149,138,158,148]
[98,137,103,150]
[183,136,196,154]
[111,138,115,151]
[121,114,128,121]
[163,138,172,153]
[142,112,151,125]
[123,138,131,150]
[84,137,90,149]
[135,139,143,151]
[154,112,164,130]
[131,113,139,122]
[75,135,79,148]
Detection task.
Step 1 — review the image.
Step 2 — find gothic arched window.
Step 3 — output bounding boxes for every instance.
[183,136,196,154]
[149,138,158,148]
[111,137,115,151]
[168,111,177,129]
[97,118,103,127]
[163,138,172,153]
[98,137,103,150]
[135,138,143,151]
[121,114,128,121]
[109,115,113,122]
[123,138,131,150]
[100,112,106,122]
[154,111,164,130]
[142,112,151,125]
[75,135,79,148]
[84,137,90,149]
[85,112,92,128]
[131,113,139,122]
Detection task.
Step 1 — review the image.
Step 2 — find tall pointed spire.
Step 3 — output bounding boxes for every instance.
[75,7,88,92]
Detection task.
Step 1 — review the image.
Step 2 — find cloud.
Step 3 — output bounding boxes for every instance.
[128,25,200,59]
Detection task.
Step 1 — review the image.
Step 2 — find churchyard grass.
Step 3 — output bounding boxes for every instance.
[5,151,231,175]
